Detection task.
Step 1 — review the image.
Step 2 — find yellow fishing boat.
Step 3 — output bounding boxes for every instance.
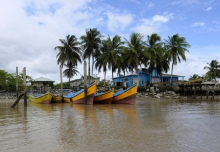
[63,81,96,104]
[28,90,52,104]
[52,94,63,103]
[112,83,138,104]
[94,88,114,104]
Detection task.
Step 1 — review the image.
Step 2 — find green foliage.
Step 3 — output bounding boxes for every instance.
[0,70,32,91]
[55,31,193,84]
[98,79,112,87]
[204,60,220,81]
[188,74,201,81]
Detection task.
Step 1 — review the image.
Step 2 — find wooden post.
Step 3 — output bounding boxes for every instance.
[23,67,27,107]
[11,87,29,108]
[60,66,63,96]
[16,67,18,98]
[84,61,87,104]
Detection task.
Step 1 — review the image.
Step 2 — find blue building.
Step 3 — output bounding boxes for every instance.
[113,68,185,88]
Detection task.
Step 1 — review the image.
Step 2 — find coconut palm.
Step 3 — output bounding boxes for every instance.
[145,33,169,75]
[54,35,82,67]
[63,61,79,86]
[94,40,108,86]
[188,74,201,81]
[204,60,220,81]
[80,28,102,83]
[98,35,125,82]
[164,34,190,85]
[122,33,146,73]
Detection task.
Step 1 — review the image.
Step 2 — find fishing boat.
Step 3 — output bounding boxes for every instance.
[63,91,74,103]
[63,81,96,104]
[94,88,114,104]
[28,90,53,104]
[112,83,138,104]
[52,94,63,103]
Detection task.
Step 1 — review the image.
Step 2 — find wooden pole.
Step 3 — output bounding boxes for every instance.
[60,66,63,96]
[84,61,87,104]
[11,87,29,108]
[16,67,18,98]
[23,67,27,107]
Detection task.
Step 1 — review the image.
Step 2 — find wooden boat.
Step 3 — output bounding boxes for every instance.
[28,90,52,104]
[112,83,138,104]
[63,81,96,104]
[63,92,74,103]
[52,94,63,103]
[94,88,114,104]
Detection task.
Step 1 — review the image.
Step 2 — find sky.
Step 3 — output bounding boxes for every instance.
[1,0,220,84]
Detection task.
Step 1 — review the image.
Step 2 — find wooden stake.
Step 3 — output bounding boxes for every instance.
[11,87,29,108]
[84,61,87,104]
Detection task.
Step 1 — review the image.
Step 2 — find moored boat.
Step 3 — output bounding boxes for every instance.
[63,81,96,104]
[94,88,114,104]
[52,94,63,103]
[72,81,96,104]
[112,83,138,104]
[28,90,53,104]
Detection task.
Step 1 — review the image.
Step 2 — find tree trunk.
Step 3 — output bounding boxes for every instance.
[170,62,174,86]
[112,66,114,86]
[104,71,106,86]
[92,56,94,78]
[60,66,63,96]
[84,61,87,104]
[88,56,90,84]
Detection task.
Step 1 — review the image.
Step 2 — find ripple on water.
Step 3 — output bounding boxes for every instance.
[1,98,220,151]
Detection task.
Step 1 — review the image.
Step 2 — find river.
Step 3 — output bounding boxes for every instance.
[0,97,220,152]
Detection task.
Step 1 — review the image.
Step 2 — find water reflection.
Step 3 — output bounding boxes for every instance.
[0,98,220,151]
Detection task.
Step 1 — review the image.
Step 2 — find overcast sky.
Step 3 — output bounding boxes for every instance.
[1,0,220,83]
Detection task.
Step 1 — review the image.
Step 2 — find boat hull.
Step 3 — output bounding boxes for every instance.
[112,93,136,104]
[72,93,94,104]
[52,95,62,103]
[71,81,97,104]
[28,91,52,104]
[63,97,71,103]
[94,89,114,104]
[112,83,138,104]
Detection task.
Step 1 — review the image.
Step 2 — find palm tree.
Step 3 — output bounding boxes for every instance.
[189,74,201,81]
[145,33,169,75]
[204,60,220,81]
[164,34,190,85]
[63,61,79,86]
[98,35,125,82]
[80,28,102,83]
[122,33,146,73]
[54,35,82,67]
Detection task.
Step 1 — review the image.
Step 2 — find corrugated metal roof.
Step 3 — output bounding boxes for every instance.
[33,77,54,82]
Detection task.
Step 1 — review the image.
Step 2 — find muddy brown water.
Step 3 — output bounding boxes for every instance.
[0,98,220,152]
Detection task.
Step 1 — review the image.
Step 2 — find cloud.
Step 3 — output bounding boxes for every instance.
[0,0,92,83]
[130,0,140,4]
[106,12,133,32]
[206,7,212,11]
[191,22,205,27]
[168,45,220,80]
[171,0,200,6]
[131,13,172,35]
[145,2,154,9]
